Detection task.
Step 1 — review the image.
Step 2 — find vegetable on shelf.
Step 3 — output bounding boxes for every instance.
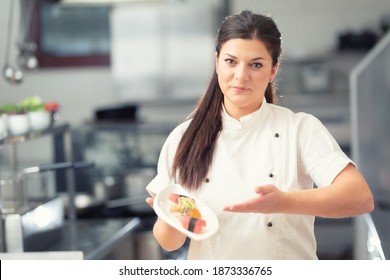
[19,96,60,112]
[44,102,59,112]
[20,96,45,112]
[0,103,27,115]
[0,96,60,134]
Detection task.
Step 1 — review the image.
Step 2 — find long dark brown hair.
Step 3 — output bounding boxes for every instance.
[171,10,282,190]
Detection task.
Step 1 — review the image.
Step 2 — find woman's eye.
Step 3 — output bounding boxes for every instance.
[225,59,235,65]
[251,63,263,69]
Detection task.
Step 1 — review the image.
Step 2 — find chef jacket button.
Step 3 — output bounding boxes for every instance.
[274,133,280,138]
[267,222,273,227]
[205,178,210,183]
[269,173,274,178]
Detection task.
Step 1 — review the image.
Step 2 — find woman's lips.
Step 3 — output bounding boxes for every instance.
[231,86,249,92]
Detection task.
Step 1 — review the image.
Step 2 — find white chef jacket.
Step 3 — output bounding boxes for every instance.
[146,99,353,259]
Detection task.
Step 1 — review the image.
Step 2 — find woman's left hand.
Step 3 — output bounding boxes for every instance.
[223,184,286,213]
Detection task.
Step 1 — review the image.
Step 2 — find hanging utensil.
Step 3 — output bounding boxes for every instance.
[18,0,39,70]
[3,0,23,84]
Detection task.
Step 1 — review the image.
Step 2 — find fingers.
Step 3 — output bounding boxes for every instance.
[146,197,154,209]
[223,202,254,212]
[224,185,278,213]
[223,205,234,211]
[223,197,261,212]
[255,184,274,194]
[223,204,245,212]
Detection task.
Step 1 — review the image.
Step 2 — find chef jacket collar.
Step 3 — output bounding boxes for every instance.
[221,98,268,130]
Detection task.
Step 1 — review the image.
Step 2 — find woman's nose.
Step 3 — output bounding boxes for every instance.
[234,64,249,81]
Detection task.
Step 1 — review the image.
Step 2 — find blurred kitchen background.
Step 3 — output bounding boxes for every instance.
[0,0,389,260]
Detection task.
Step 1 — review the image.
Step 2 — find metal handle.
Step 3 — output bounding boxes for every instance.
[21,161,94,174]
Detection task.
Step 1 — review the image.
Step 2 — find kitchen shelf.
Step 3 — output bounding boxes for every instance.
[0,123,77,220]
[0,123,78,253]
[81,121,174,135]
[0,123,70,147]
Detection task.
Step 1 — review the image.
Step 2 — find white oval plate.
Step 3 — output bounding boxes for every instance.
[153,184,219,241]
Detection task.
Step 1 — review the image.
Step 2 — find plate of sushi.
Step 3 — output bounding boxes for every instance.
[153,184,219,241]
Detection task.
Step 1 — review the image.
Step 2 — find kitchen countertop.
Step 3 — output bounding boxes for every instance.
[45,217,141,260]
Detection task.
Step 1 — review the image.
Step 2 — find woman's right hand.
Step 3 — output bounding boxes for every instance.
[146,197,154,209]
[146,196,187,251]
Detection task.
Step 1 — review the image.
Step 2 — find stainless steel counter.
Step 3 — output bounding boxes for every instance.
[45,217,141,260]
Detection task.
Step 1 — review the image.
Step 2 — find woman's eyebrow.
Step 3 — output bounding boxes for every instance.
[223,53,266,61]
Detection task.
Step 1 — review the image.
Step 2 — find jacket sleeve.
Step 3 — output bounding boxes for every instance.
[299,114,355,187]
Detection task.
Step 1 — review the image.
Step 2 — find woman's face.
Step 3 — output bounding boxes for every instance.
[216,38,278,119]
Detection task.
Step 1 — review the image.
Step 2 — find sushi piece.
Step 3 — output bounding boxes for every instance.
[169,193,202,219]
[168,193,188,203]
[187,208,202,219]
[179,216,206,234]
